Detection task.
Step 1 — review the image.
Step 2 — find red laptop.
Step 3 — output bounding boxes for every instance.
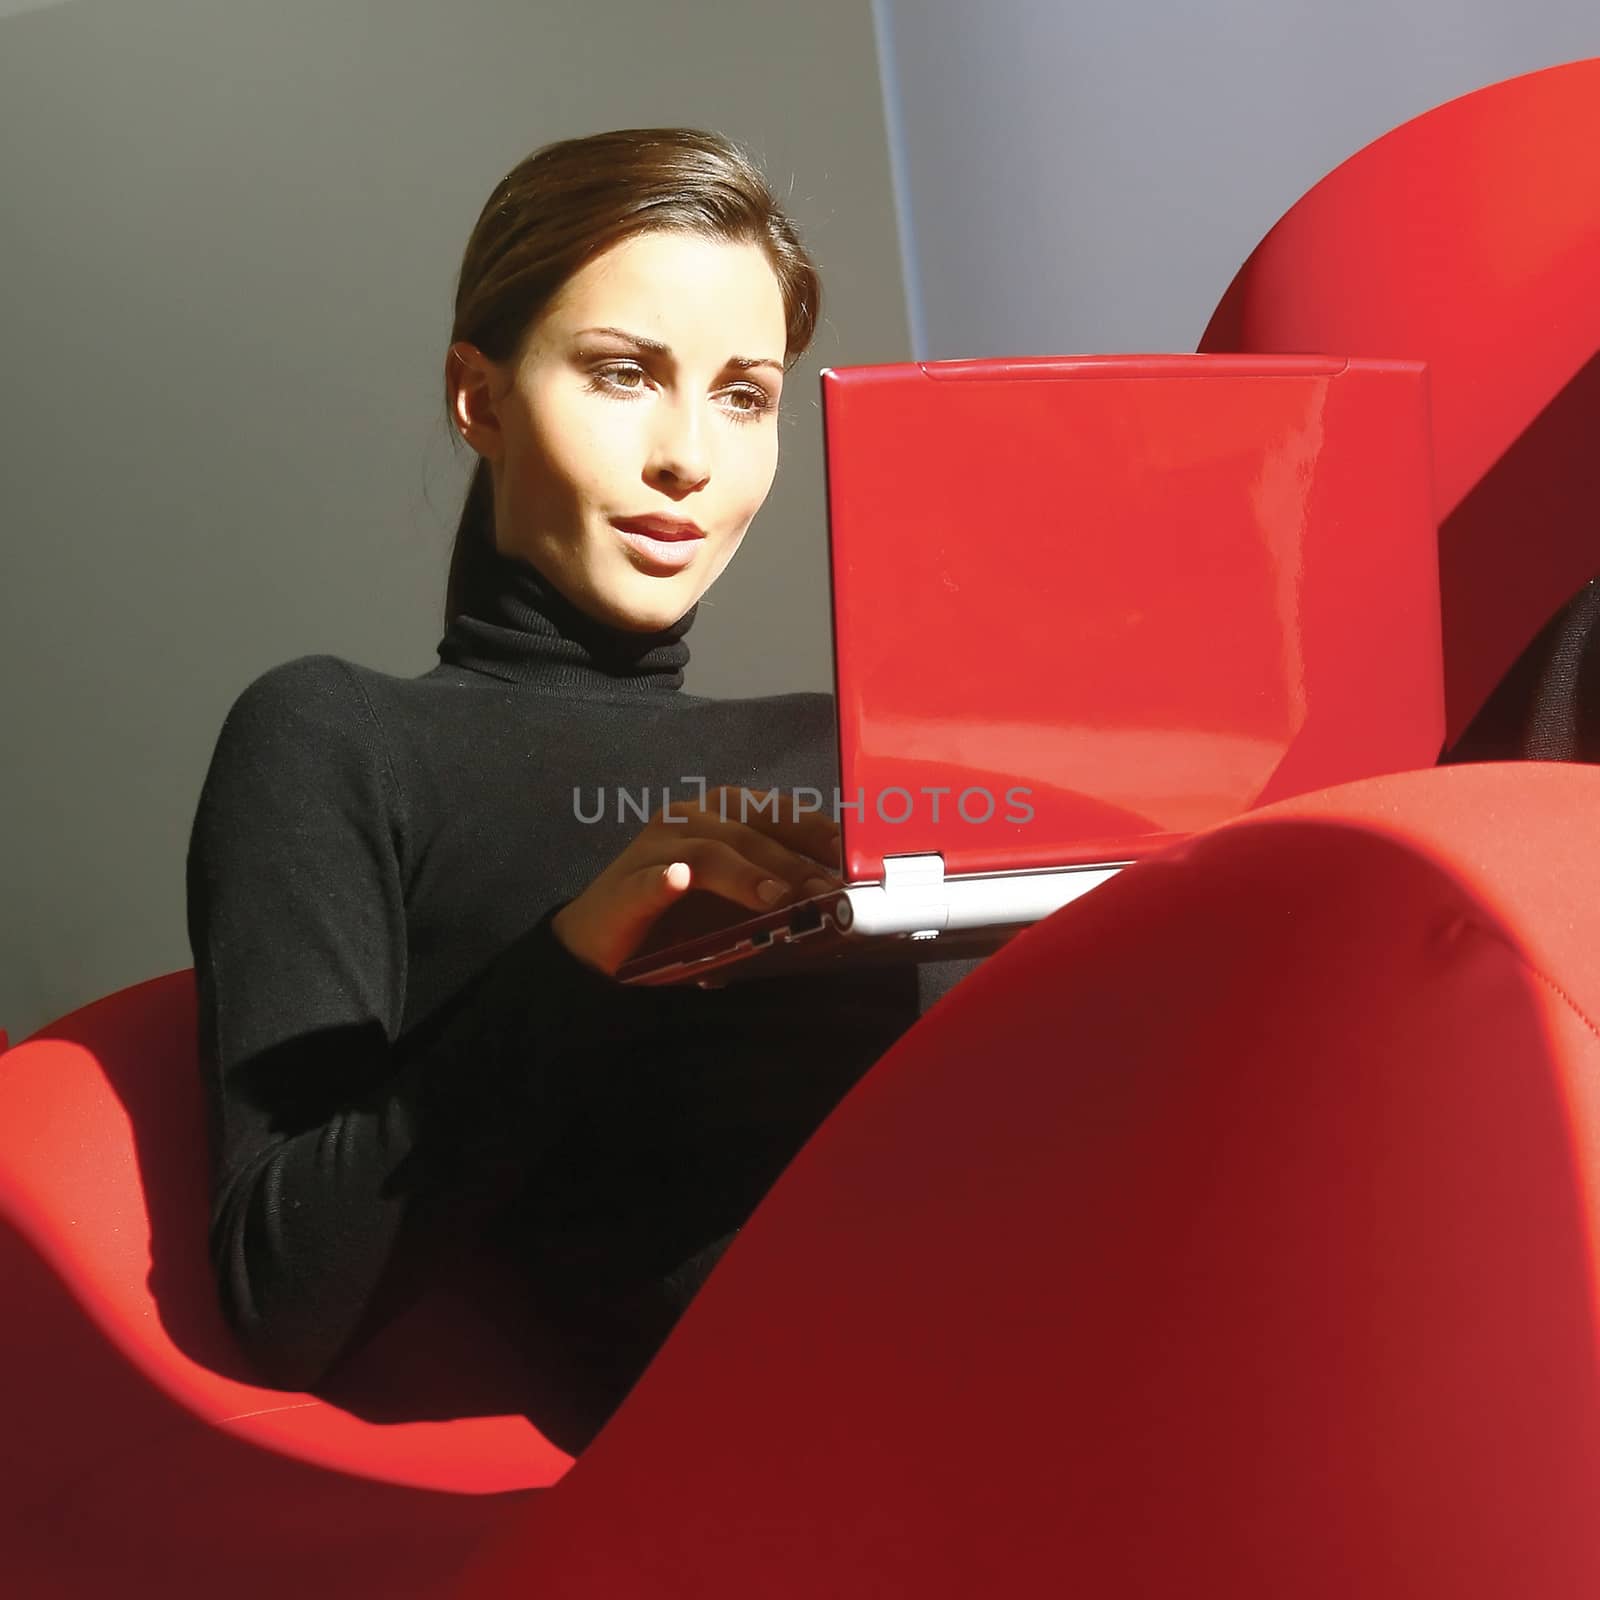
[619,353,1443,985]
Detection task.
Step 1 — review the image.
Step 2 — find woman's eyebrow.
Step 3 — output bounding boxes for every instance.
[574,325,783,375]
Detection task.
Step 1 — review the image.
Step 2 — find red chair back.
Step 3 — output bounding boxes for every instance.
[1200,57,1600,744]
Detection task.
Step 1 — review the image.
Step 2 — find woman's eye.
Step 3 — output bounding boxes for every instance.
[725,385,774,415]
[591,362,648,392]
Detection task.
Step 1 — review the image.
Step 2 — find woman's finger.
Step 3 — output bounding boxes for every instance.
[719,787,842,869]
[651,835,802,910]
[652,806,844,896]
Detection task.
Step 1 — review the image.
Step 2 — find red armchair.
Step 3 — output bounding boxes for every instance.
[10,765,1600,1595]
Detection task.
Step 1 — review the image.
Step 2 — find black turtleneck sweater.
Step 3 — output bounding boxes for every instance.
[186,546,979,1392]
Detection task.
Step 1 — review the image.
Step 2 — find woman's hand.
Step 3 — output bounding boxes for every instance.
[550,785,844,977]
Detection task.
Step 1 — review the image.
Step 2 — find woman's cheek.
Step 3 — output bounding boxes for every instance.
[743,440,781,509]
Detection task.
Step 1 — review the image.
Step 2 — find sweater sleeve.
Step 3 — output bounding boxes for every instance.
[185,655,618,1391]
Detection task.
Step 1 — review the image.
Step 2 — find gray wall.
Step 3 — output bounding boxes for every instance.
[1,0,910,1041]
[875,0,1600,359]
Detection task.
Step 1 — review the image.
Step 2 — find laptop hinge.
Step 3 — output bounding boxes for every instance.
[882,852,946,890]
[880,853,948,939]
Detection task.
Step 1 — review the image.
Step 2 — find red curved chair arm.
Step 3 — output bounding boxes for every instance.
[455,761,1600,1597]
[0,971,563,1594]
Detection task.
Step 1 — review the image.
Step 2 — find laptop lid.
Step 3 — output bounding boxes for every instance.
[821,353,1442,888]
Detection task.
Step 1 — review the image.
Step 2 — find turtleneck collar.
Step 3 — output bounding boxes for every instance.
[436,541,696,695]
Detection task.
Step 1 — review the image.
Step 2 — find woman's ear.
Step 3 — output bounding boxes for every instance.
[446,341,505,462]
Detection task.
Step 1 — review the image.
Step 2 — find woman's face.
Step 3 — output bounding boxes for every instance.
[449,229,789,632]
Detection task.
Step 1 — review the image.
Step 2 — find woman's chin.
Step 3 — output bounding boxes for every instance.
[603,576,699,633]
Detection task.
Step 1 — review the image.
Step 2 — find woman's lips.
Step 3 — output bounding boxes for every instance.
[611,519,705,573]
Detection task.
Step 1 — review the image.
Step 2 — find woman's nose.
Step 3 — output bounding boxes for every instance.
[647,400,711,491]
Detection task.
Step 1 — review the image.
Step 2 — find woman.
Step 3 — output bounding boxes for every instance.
[186,126,971,1432]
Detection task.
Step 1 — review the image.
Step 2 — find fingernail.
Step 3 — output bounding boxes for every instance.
[756,878,786,905]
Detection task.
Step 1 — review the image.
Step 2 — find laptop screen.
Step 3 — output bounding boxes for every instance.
[820,353,1442,885]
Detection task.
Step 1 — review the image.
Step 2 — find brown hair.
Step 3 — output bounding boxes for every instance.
[442,127,822,625]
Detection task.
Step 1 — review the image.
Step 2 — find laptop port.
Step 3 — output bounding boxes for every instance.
[790,901,824,935]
